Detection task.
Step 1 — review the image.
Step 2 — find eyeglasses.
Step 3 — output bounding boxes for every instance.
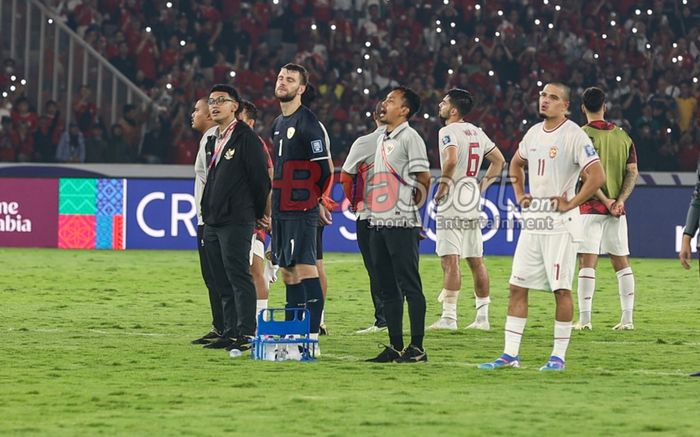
[208,97,236,106]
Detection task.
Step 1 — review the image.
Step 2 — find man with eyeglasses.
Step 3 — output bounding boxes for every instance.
[200,84,271,356]
[271,63,333,346]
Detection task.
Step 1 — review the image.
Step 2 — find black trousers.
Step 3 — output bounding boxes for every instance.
[197,224,224,333]
[204,222,256,338]
[356,219,386,327]
[369,226,425,339]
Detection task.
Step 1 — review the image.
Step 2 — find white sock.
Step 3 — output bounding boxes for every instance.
[256,299,268,319]
[616,267,635,324]
[577,268,596,324]
[475,296,490,322]
[439,288,459,320]
[321,310,325,325]
[552,320,573,361]
[504,316,527,357]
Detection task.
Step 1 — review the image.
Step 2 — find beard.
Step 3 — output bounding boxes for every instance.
[538,111,549,119]
[275,88,297,103]
[438,113,448,125]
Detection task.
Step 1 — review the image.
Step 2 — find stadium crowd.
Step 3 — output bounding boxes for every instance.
[1,0,700,171]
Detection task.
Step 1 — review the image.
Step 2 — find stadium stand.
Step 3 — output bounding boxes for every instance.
[1,0,699,169]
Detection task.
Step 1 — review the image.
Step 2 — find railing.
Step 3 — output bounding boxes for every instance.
[0,0,151,126]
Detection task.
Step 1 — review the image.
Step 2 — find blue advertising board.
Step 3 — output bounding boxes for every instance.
[125,179,198,250]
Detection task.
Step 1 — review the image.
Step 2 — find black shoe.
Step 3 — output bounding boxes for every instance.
[395,345,428,363]
[191,331,222,345]
[365,344,402,363]
[203,337,235,349]
[225,336,253,352]
[319,323,329,336]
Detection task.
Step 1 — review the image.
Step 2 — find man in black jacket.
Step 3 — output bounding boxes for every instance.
[201,84,271,355]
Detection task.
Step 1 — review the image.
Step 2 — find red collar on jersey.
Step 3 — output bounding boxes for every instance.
[587,120,616,131]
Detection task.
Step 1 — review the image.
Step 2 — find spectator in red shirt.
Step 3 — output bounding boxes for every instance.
[11,98,38,133]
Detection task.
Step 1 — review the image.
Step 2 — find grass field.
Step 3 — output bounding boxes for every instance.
[1,248,699,436]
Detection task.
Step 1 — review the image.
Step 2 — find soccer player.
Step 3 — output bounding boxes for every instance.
[365,86,431,363]
[341,102,387,334]
[271,63,333,343]
[200,85,271,354]
[190,97,221,345]
[680,158,699,377]
[479,83,605,371]
[575,87,639,331]
[238,100,273,320]
[430,88,505,331]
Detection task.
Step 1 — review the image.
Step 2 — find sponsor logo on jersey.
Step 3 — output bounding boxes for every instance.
[224,148,236,160]
[442,135,451,145]
[311,139,324,154]
[287,127,295,139]
[584,144,597,157]
[549,146,558,158]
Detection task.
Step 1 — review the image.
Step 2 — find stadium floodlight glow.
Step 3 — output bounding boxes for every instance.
[593,53,599,59]
[450,22,456,28]
[616,76,621,82]
[495,31,501,37]
[365,41,371,48]
[683,0,688,4]
[330,24,336,30]
[273,0,279,4]
[522,119,527,124]
[364,54,370,60]
[497,10,503,16]
[166,1,172,8]
[534,19,541,25]
[356,68,363,74]
[672,57,678,63]
[436,27,442,33]
[47,18,53,24]
[423,113,429,119]
[647,9,652,15]
[610,20,616,26]
[678,55,684,62]
[10,85,16,92]
[602,33,607,39]
[146,26,151,33]
[536,80,543,87]
[673,43,678,48]
[1,92,7,98]
[543,0,549,5]
[363,88,370,95]
[693,77,698,84]
[365,111,371,117]
[311,23,317,30]
[475,4,481,10]
[10,75,16,82]
[635,9,641,15]
[488,70,494,77]
[667,128,672,134]
[229,71,236,77]
[450,39,456,45]
[548,23,554,29]
[436,19,441,25]
[448,68,454,75]
[179,40,186,46]
[443,0,449,5]
[474,37,480,42]
[20,79,26,85]
[555,5,561,11]
[646,43,651,49]
[632,27,637,33]
[166,83,172,89]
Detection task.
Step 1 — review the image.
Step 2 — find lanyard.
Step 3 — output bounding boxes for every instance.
[380,138,408,186]
[209,120,237,170]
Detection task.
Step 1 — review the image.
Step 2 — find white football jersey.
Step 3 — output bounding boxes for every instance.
[518,118,600,234]
[437,121,497,220]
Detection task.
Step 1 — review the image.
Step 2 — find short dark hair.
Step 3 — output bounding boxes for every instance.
[446,88,474,117]
[281,63,308,85]
[582,87,605,113]
[392,86,421,120]
[209,84,240,103]
[241,100,258,121]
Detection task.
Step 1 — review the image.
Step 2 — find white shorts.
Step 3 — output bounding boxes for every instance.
[435,220,483,258]
[510,232,577,292]
[578,214,629,256]
[249,235,266,265]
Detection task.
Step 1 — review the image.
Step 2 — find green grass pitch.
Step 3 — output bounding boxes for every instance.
[1,248,698,436]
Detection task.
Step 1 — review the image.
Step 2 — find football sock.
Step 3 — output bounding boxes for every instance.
[302,278,325,334]
[504,316,527,357]
[475,295,490,323]
[256,299,268,320]
[285,283,306,321]
[577,268,596,324]
[552,320,573,360]
[410,335,424,350]
[438,288,459,320]
[390,335,404,351]
[321,310,325,326]
[616,267,635,325]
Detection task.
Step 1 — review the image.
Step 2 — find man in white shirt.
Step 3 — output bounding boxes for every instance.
[479,83,605,372]
[430,89,505,331]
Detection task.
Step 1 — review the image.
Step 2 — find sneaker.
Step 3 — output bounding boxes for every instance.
[202,337,235,349]
[478,354,520,369]
[225,336,252,353]
[465,320,490,330]
[191,330,221,345]
[355,325,388,334]
[395,345,428,363]
[365,344,402,363]
[539,356,566,371]
[428,317,457,330]
[612,322,634,331]
[690,371,700,377]
[319,323,329,336]
[573,321,593,331]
